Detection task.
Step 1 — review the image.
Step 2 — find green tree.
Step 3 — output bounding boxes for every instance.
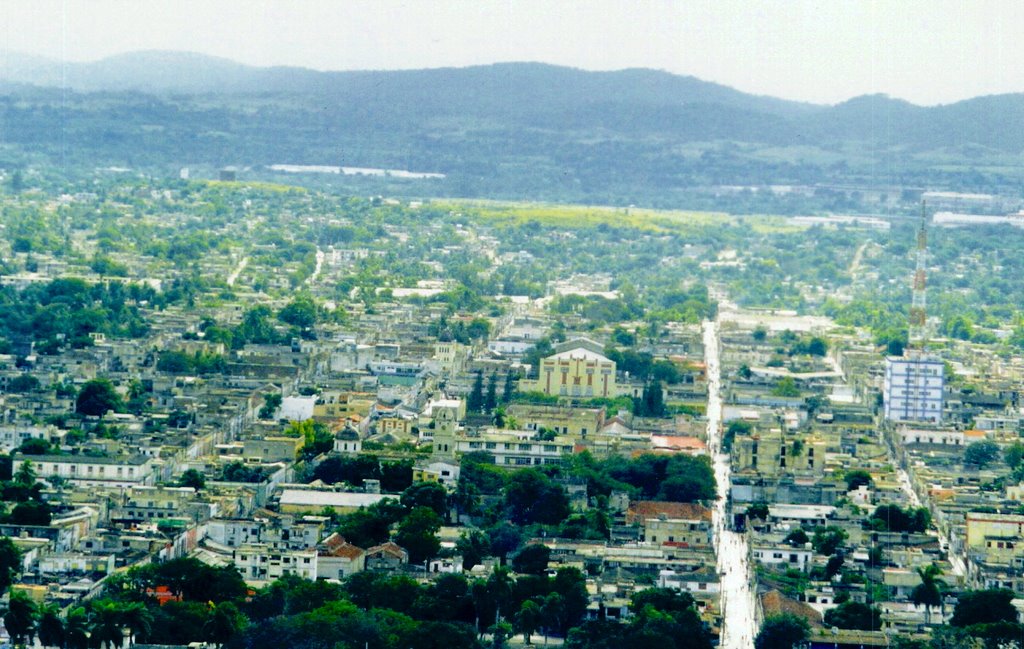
[204,601,247,648]
[485,372,498,413]
[910,563,944,625]
[845,469,873,491]
[16,438,51,455]
[177,468,206,490]
[64,608,89,649]
[964,440,1000,467]
[824,601,881,630]
[456,529,490,571]
[771,376,800,397]
[401,481,449,518]
[6,375,40,393]
[10,500,52,525]
[723,420,752,451]
[395,506,442,564]
[756,613,809,649]
[504,469,569,525]
[36,603,63,649]
[806,336,828,356]
[88,600,128,649]
[258,393,282,420]
[1004,442,1024,470]
[950,589,1017,627]
[551,567,588,634]
[0,536,22,596]
[4,590,37,647]
[278,296,319,329]
[468,371,485,413]
[514,599,542,645]
[783,529,809,547]
[502,372,516,404]
[511,544,551,576]
[811,526,848,555]
[75,378,122,416]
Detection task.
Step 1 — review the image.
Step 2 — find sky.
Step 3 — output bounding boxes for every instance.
[0,0,1021,106]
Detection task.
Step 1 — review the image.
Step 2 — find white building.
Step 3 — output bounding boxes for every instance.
[752,544,814,572]
[231,544,317,582]
[884,356,944,424]
[279,396,316,421]
[17,454,157,487]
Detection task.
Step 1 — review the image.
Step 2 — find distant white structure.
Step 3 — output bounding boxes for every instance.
[932,211,1024,228]
[884,356,944,424]
[280,396,316,421]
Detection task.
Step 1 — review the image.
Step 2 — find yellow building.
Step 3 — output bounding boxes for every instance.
[313,391,374,421]
[966,512,1024,566]
[528,346,617,398]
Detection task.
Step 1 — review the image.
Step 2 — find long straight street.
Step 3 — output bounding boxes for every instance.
[705,319,758,649]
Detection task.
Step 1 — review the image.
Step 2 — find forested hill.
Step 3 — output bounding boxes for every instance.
[1,51,1023,208]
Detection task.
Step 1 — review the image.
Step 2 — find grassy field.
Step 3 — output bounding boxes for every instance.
[436,198,814,237]
[436,198,735,233]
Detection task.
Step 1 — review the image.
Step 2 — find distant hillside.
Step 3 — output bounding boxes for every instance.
[0,51,1023,208]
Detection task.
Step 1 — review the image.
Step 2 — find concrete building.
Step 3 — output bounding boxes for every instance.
[17,454,157,487]
[731,428,826,479]
[232,544,317,582]
[242,436,304,463]
[884,356,944,424]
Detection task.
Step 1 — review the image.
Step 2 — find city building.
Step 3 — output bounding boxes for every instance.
[884,356,944,424]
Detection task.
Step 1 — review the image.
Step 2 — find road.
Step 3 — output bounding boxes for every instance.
[705,319,757,649]
[890,447,966,578]
[306,247,325,285]
[226,256,248,286]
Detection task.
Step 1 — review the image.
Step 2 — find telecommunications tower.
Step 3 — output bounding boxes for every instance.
[883,203,944,424]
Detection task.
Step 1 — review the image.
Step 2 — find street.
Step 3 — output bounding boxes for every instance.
[705,320,758,649]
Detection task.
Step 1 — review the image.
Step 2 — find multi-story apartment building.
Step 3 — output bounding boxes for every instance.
[884,356,944,424]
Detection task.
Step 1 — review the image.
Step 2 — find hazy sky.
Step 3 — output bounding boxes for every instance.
[1,0,1021,105]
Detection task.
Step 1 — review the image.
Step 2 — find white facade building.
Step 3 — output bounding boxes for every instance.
[17,454,157,487]
[884,356,944,424]
[232,544,317,582]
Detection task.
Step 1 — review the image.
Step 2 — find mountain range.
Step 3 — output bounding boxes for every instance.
[0,50,1022,208]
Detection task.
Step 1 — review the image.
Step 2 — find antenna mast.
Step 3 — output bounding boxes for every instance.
[907,202,928,356]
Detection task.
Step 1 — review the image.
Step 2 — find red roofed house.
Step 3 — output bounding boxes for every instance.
[626,501,714,549]
[365,541,409,571]
[316,533,366,580]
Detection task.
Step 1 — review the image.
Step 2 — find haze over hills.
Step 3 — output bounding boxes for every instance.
[0,50,1022,209]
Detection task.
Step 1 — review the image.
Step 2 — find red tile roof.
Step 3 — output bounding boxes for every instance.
[626,501,713,524]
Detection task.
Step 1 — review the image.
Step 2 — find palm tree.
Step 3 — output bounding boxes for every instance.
[65,607,90,649]
[118,602,153,645]
[4,590,37,648]
[88,601,127,649]
[911,563,944,624]
[37,603,64,649]
[514,599,542,645]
